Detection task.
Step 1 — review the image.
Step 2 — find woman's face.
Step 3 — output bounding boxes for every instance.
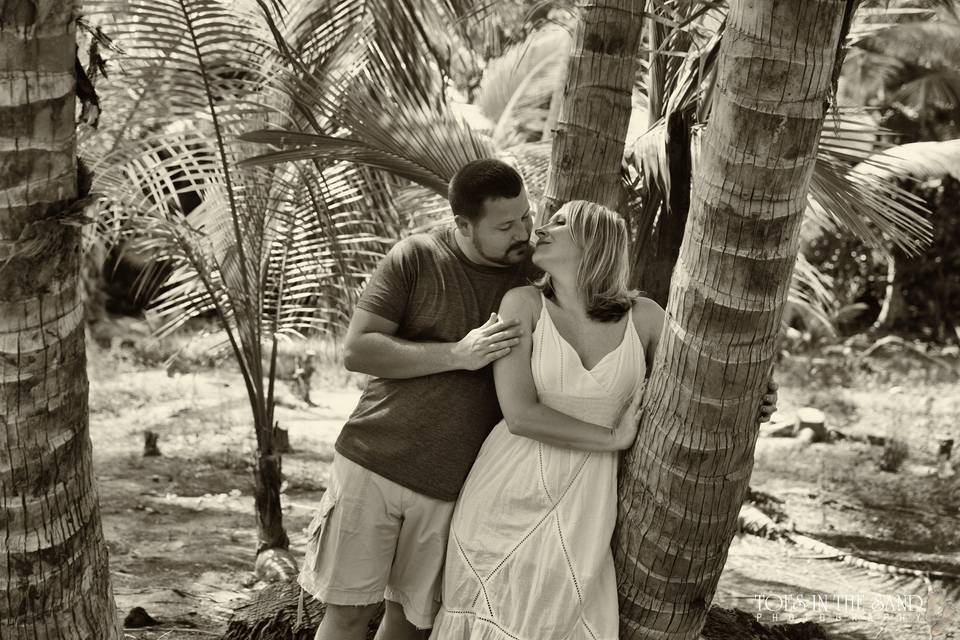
[532,208,581,271]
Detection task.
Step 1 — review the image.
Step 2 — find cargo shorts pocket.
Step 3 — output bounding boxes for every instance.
[302,489,337,576]
[306,490,336,541]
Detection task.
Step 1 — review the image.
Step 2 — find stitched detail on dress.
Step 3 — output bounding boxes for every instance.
[455,532,494,617]
[538,443,554,504]
[476,616,523,640]
[559,337,564,391]
[581,616,599,640]
[555,512,582,605]
[482,501,554,581]
[536,303,545,384]
[484,451,592,582]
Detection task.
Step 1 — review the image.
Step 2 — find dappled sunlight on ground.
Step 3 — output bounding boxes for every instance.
[86,337,959,638]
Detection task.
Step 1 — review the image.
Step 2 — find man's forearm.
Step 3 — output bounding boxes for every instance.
[343,332,461,379]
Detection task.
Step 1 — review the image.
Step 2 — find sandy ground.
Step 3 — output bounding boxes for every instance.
[86,337,960,640]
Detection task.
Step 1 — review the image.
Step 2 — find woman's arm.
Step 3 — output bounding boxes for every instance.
[493,287,633,452]
[632,297,666,375]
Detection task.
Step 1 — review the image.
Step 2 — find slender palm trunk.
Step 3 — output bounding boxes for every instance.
[614,1,852,638]
[540,0,645,220]
[254,411,289,554]
[872,252,903,331]
[0,1,120,637]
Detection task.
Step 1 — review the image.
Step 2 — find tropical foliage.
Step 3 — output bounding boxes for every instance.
[79,0,943,554]
[806,138,960,337]
[804,0,960,336]
[79,0,570,558]
[847,0,960,139]
[244,1,932,329]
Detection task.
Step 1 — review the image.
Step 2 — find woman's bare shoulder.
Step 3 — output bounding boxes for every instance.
[500,286,543,328]
[502,285,542,307]
[630,296,666,341]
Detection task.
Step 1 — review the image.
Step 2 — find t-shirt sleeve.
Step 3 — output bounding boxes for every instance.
[355,238,419,324]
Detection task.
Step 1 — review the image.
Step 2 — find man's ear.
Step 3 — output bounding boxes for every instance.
[454,214,471,236]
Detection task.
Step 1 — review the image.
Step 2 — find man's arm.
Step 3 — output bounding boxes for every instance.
[342,308,523,379]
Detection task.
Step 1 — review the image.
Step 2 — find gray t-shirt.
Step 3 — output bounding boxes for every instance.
[335,226,535,501]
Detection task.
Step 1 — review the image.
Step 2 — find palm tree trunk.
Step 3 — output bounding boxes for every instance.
[872,252,904,332]
[614,1,853,638]
[539,0,645,220]
[0,1,121,637]
[254,432,289,554]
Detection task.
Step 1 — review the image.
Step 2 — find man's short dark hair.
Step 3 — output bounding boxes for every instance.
[448,159,524,222]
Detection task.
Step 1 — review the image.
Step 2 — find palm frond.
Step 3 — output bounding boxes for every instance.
[627,119,670,197]
[892,68,960,112]
[855,19,960,64]
[239,131,453,194]
[849,5,960,112]
[82,0,391,444]
[850,138,960,180]
[806,111,931,257]
[473,26,571,145]
[241,25,495,195]
[459,1,576,63]
[850,5,950,43]
[630,11,936,260]
[788,252,840,336]
[279,0,367,64]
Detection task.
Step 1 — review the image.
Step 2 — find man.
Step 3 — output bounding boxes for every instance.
[300,159,537,640]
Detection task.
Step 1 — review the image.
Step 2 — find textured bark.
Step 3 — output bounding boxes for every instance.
[614,2,850,638]
[0,1,121,637]
[254,452,290,554]
[540,0,645,220]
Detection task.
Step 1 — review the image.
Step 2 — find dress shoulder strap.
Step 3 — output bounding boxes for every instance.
[625,302,645,355]
[535,291,549,325]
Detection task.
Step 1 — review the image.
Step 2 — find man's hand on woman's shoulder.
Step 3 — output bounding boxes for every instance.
[452,312,523,371]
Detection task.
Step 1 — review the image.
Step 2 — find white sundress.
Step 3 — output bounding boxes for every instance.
[430,294,646,640]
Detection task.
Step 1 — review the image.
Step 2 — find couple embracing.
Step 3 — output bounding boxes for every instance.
[299,159,778,640]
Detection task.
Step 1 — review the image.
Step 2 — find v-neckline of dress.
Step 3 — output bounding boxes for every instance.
[540,295,632,374]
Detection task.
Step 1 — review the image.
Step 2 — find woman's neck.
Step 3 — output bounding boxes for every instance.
[549,275,588,320]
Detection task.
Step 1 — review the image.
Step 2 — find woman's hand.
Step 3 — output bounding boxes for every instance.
[612,384,644,450]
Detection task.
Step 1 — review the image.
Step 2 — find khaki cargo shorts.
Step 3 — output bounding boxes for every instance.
[298,453,455,629]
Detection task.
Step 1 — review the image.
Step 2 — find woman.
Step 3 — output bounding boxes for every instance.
[430,200,774,639]
[429,199,655,640]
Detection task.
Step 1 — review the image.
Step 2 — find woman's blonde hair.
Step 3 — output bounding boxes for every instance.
[535,200,638,322]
